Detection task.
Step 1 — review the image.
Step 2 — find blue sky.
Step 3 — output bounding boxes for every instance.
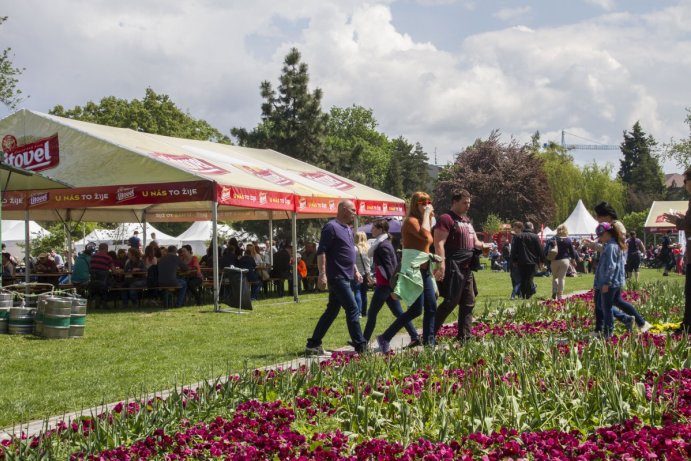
[1,0,689,171]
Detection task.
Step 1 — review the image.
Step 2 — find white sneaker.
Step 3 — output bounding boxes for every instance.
[640,321,652,333]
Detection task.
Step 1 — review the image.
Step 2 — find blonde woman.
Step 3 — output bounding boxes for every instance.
[353,231,371,317]
[549,224,578,300]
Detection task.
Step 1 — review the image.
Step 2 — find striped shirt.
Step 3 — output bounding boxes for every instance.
[90,252,113,272]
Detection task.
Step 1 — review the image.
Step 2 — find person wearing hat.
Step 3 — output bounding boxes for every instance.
[586,201,652,333]
[663,167,691,335]
[592,222,624,338]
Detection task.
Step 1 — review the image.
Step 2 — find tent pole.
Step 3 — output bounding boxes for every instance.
[24,209,30,285]
[291,211,298,303]
[268,212,274,266]
[142,213,147,249]
[66,209,73,277]
[212,200,220,312]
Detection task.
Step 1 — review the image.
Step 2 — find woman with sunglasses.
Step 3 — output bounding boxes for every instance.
[377,192,437,352]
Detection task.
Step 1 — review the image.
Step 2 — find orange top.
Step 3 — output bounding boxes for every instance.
[297,259,307,278]
[402,216,433,253]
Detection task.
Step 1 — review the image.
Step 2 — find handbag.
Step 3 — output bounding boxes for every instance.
[547,239,558,261]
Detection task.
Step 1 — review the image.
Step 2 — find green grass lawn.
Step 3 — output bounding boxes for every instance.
[0,267,681,427]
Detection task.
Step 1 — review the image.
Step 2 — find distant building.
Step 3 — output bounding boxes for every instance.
[665,173,685,188]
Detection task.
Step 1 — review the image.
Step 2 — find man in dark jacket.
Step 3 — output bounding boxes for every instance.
[510,221,544,299]
[158,245,189,307]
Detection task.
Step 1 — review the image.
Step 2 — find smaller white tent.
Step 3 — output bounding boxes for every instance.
[177,221,235,257]
[1,220,51,259]
[75,222,179,252]
[560,199,600,237]
[542,226,556,238]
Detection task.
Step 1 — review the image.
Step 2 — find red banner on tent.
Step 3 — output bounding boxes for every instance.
[357,200,406,216]
[295,196,340,214]
[1,191,25,210]
[217,185,294,210]
[2,181,214,210]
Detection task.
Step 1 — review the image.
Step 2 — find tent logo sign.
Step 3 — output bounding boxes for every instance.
[29,192,49,207]
[241,166,294,186]
[1,134,60,172]
[300,172,354,191]
[117,187,136,202]
[151,152,227,175]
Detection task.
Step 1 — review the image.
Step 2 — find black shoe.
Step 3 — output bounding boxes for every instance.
[404,339,422,349]
[673,325,690,336]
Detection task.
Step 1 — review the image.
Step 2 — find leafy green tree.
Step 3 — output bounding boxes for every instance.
[482,213,504,236]
[535,142,582,225]
[659,108,691,169]
[50,88,230,143]
[232,48,329,167]
[383,151,404,198]
[0,17,25,109]
[580,162,627,216]
[620,211,648,239]
[325,105,390,188]
[390,137,430,198]
[434,131,555,229]
[618,121,664,212]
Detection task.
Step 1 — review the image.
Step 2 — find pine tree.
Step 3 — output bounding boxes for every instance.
[618,121,664,212]
[232,48,329,167]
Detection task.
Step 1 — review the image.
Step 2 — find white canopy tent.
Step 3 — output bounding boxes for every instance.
[644,201,687,234]
[176,221,234,257]
[1,220,50,260]
[74,222,179,252]
[0,110,406,306]
[560,199,600,237]
[542,226,556,238]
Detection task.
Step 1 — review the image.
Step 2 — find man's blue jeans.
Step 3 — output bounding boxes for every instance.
[363,284,418,342]
[176,277,187,307]
[381,269,436,345]
[307,277,366,351]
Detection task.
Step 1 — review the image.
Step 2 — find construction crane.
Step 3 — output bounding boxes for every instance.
[560,130,619,151]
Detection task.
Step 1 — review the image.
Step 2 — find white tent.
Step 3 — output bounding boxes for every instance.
[177,221,234,257]
[1,220,50,259]
[74,222,179,252]
[560,199,600,237]
[542,226,556,238]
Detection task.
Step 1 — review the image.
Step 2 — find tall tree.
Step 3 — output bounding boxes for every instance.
[325,105,391,188]
[0,17,25,109]
[659,108,691,169]
[50,88,230,143]
[434,131,555,229]
[390,137,430,198]
[531,134,626,226]
[232,48,329,167]
[383,151,404,198]
[618,121,664,212]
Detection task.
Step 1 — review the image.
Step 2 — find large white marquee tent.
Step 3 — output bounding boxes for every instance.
[0,110,406,305]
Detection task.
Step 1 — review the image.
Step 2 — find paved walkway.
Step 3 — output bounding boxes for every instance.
[0,330,416,440]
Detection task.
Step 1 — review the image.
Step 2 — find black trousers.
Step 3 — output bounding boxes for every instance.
[518,264,536,299]
[434,270,475,339]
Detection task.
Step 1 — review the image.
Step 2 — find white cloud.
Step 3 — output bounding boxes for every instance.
[493,6,532,22]
[1,0,689,173]
[584,0,616,11]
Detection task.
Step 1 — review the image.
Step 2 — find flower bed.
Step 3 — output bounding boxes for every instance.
[1,283,689,460]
